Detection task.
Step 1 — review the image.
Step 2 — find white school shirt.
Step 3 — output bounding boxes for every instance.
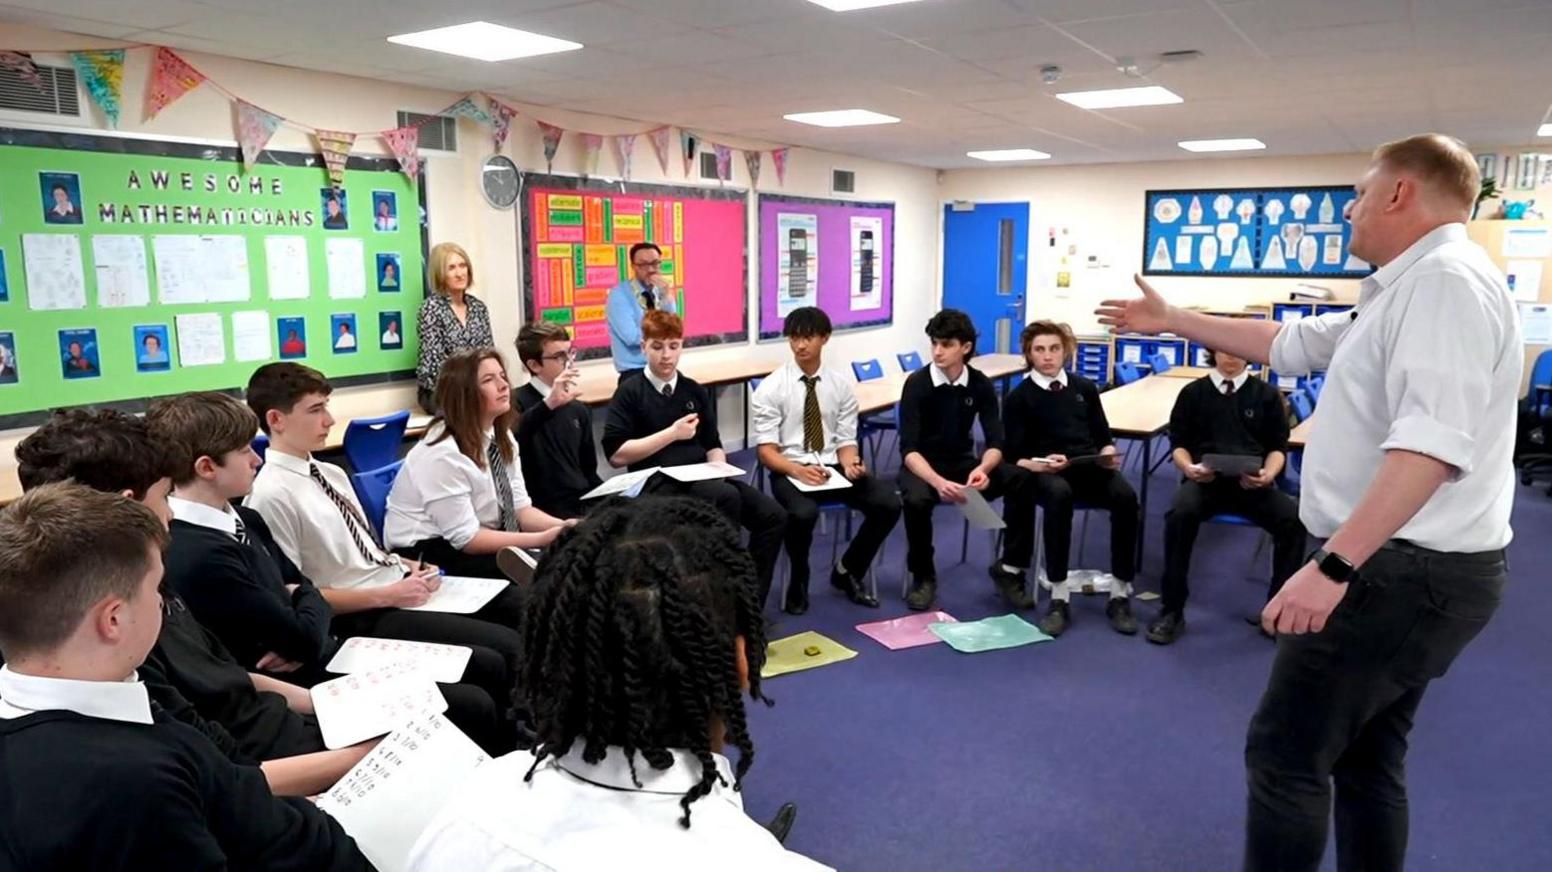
[384,423,532,550]
[1269,222,1521,552]
[1206,370,1249,393]
[0,666,153,724]
[750,361,860,465]
[1027,369,1069,390]
[406,745,834,872]
[247,450,405,591]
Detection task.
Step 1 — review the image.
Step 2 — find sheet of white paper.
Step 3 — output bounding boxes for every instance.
[1120,344,1142,363]
[582,467,661,500]
[1507,259,1544,303]
[403,575,509,615]
[22,234,87,310]
[153,235,207,304]
[327,237,367,299]
[231,310,271,362]
[317,714,489,872]
[91,235,151,308]
[264,235,311,300]
[786,472,852,493]
[311,663,448,749]
[1521,303,1552,344]
[173,313,226,366]
[1201,453,1263,477]
[957,487,1006,530]
[325,637,472,684]
[660,461,746,483]
[204,236,252,302]
[406,414,434,430]
[1503,227,1552,259]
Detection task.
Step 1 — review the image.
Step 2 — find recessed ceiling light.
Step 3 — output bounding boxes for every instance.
[387,21,582,62]
[967,149,1052,162]
[1055,85,1183,110]
[805,0,927,10]
[1178,138,1266,153]
[1538,123,1552,137]
[783,109,901,127]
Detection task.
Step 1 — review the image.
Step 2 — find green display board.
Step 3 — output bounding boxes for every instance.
[0,126,427,428]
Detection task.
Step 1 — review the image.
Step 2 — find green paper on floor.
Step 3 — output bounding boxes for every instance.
[761,631,858,678]
[929,614,1053,653]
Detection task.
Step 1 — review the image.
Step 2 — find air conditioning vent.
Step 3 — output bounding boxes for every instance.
[0,63,80,116]
[396,111,457,152]
[699,151,720,180]
[832,168,856,194]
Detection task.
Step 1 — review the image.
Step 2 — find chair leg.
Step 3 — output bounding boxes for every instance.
[1076,511,1091,565]
[959,518,970,565]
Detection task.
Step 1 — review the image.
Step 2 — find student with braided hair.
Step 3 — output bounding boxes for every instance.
[408,496,832,871]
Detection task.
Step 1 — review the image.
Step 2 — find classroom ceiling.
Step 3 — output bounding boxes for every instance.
[7,0,1552,168]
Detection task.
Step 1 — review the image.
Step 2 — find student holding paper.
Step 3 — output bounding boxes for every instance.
[513,321,602,519]
[601,310,786,609]
[0,483,371,871]
[897,309,1035,612]
[1147,349,1306,645]
[751,306,899,614]
[408,496,831,872]
[1001,321,1138,637]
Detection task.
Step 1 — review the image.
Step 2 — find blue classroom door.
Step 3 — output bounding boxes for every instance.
[942,202,1028,355]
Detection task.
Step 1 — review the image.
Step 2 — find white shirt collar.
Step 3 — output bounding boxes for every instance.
[784,360,825,382]
[1358,222,1466,304]
[929,364,970,388]
[1027,368,1069,390]
[0,665,153,725]
[168,495,239,536]
[261,448,315,478]
[528,376,553,399]
[554,744,735,796]
[644,368,680,395]
[1207,369,1250,392]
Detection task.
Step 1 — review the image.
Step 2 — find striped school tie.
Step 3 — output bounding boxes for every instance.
[801,375,824,453]
[487,440,519,532]
[310,462,397,567]
[231,512,250,545]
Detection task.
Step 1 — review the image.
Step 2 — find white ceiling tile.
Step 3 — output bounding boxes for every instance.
[10,0,212,30]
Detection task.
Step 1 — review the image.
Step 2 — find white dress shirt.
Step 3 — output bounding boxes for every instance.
[385,424,533,550]
[407,745,834,872]
[750,361,860,464]
[1269,223,1521,552]
[169,496,240,536]
[643,368,680,396]
[247,450,405,591]
[1027,369,1070,390]
[928,364,970,388]
[0,666,153,724]
[1206,370,1250,393]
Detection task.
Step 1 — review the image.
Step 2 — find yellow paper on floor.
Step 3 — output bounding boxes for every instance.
[761,631,858,679]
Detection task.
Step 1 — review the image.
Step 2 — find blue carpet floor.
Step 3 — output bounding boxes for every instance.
[728,445,1552,871]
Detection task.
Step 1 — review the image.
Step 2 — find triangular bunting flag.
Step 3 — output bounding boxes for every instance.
[0,51,42,90]
[771,147,789,186]
[446,95,492,126]
[145,47,205,122]
[580,133,603,179]
[611,133,637,181]
[744,149,762,188]
[713,144,732,185]
[314,129,357,189]
[489,96,517,152]
[537,121,564,172]
[235,100,282,171]
[647,126,672,175]
[680,129,699,177]
[70,50,125,128]
[382,126,421,182]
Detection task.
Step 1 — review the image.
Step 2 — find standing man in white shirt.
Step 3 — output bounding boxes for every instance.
[1098,133,1518,872]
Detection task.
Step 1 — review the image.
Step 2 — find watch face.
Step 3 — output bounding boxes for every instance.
[480,155,520,209]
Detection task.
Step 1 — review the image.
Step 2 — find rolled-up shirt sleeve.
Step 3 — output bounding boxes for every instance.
[1269,310,1354,376]
[834,378,859,451]
[414,453,483,549]
[750,377,782,448]
[1378,271,1496,479]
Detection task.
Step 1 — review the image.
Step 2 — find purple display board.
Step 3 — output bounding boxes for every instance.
[758,193,895,338]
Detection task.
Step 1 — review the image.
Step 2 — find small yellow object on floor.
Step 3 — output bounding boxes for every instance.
[761,631,858,679]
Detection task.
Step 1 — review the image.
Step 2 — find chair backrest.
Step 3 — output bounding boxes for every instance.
[1146,351,1173,374]
[896,351,923,372]
[1115,361,1143,385]
[1530,350,1552,410]
[251,433,269,463]
[1305,374,1325,403]
[851,359,885,382]
[1289,388,1315,422]
[349,460,403,543]
[750,376,765,393]
[343,410,410,473]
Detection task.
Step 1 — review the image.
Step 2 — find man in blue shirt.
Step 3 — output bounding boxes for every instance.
[606,242,678,379]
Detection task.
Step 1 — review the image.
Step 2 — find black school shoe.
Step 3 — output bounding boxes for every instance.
[905,575,937,611]
[1106,597,1139,635]
[831,566,880,607]
[783,582,810,616]
[987,565,1035,610]
[1146,610,1186,645]
[1038,600,1070,637]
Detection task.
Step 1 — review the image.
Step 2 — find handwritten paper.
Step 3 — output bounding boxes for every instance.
[660,461,746,483]
[264,235,311,300]
[204,235,252,302]
[311,663,448,749]
[154,235,251,304]
[581,467,661,500]
[325,637,472,684]
[326,237,367,299]
[317,714,489,872]
[173,312,226,366]
[231,310,271,362]
[785,471,852,493]
[91,235,150,308]
[404,575,509,615]
[22,234,87,310]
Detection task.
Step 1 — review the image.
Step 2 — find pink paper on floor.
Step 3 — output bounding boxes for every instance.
[855,611,959,650]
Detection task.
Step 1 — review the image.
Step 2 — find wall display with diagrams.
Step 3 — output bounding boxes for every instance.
[1142,186,1373,279]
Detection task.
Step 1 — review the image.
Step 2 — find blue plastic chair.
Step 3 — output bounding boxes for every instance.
[1207,512,1271,577]
[349,460,403,543]
[1147,351,1173,374]
[343,410,410,474]
[776,496,876,609]
[1528,349,1552,414]
[851,359,896,462]
[1289,388,1315,423]
[1115,361,1143,385]
[851,359,885,383]
[1305,374,1326,403]
[748,377,767,487]
[251,433,269,463]
[897,351,923,372]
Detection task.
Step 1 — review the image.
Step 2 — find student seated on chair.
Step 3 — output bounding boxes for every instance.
[1145,349,1307,645]
[0,483,370,871]
[1001,320,1138,638]
[513,321,602,519]
[897,308,1035,612]
[386,348,573,581]
[16,408,375,797]
[245,362,526,722]
[601,310,787,610]
[407,496,832,872]
[751,306,901,615]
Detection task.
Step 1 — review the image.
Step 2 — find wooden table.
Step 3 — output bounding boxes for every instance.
[1289,415,1313,449]
[1157,365,1215,379]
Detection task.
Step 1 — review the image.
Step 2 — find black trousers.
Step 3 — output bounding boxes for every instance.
[1025,465,1137,583]
[642,475,787,609]
[334,581,527,675]
[397,536,508,580]
[1243,542,1506,872]
[1161,478,1307,613]
[897,457,1033,579]
[768,466,901,591]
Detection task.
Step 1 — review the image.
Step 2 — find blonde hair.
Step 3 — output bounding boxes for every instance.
[427,242,475,297]
[1372,134,1479,213]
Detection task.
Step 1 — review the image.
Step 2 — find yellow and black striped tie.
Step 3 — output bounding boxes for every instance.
[801,375,824,453]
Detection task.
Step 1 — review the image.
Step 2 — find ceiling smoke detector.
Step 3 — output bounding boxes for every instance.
[1040,64,1063,85]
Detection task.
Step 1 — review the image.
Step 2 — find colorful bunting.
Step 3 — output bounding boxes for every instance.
[314,129,357,189]
[0,51,42,90]
[382,126,422,181]
[647,126,672,175]
[446,96,492,126]
[744,149,762,188]
[680,129,699,177]
[537,121,564,172]
[580,133,604,179]
[713,144,732,185]
[611,133,637,180]
[235,100,282,170]
[489,96,518,152]
[70,50,125,128]
[145,47,205,122]
[771,147,789,186]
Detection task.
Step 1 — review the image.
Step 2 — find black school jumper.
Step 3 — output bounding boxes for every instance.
[514,381,602,519]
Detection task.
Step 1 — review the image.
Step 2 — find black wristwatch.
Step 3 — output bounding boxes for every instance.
[1311,548,1359,583]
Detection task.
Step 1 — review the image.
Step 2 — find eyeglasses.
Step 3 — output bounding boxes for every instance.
[540,351,576,363]
[632,259,662,268]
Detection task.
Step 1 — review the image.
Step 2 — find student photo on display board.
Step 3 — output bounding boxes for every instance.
[134,325,172,372]
[376,252,400,292]
[0,249,9,302]
[330,314,357,353]
[278,317,307,359]
[379,312,402,349]
[40,171,84,225]
[372,191,397,232]
[58,328,100,379]
[319,188,348,230]
[0,332,17,385]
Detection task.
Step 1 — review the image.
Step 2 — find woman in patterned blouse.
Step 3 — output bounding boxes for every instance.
[416,242,495,412]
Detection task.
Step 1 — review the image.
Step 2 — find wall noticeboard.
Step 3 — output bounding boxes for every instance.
[1142,186,1373,279]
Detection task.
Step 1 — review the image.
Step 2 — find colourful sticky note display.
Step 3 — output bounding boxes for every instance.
[855,611,959,650]
[761,631,858,678]
[537,243,572,260]
[929,614,1052,653]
